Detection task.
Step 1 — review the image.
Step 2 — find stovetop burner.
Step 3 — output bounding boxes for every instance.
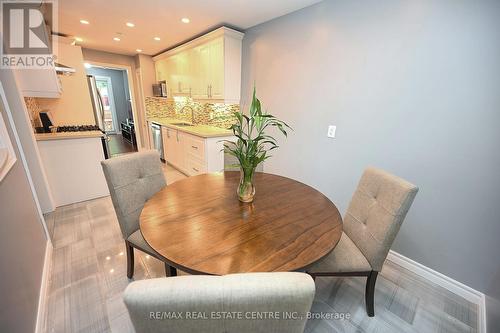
[57,125,101,132]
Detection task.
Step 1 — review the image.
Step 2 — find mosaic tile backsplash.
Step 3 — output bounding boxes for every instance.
[145,97,238,130]
[24,97,42,128]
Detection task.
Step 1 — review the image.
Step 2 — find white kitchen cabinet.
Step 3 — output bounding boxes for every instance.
[36,136,109,207]
[14,68,62,98]
[192,43,210,99]
[161,125,233,176]
[162,126,185,170]
[155,59,168,82]
[208,38,224,99]
[154,27,244,103]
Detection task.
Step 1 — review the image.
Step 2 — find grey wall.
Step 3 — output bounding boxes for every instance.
[0,72,48,332]
[87,67,131,128]
[241,0,500,327]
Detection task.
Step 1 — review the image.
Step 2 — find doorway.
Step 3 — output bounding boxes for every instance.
[94,76,118,133]
[86,65,138,157]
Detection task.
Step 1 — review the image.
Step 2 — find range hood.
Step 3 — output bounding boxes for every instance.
[55,62,76,75]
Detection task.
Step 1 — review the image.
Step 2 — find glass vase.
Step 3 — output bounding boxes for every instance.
[238,166,256,203]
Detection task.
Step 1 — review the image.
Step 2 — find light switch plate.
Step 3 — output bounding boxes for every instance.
[327,125,336,138]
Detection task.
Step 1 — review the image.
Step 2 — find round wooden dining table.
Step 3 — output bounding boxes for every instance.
[139,171,343,276]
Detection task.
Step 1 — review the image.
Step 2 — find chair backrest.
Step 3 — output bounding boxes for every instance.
[343,167,418,272]
[101,151,166,239]
[123,272,315,333]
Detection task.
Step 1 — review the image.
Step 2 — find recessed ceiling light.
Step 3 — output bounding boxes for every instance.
[136,49,142,53]
[113,37,121,41]
[153,37,161,41]
[80,19,90,25]
[181,17,190,24]
[126,22,135,27]
[75,37,83,42]
[84,63,92,69]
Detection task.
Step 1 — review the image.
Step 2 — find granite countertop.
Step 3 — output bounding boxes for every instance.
[147,117,233,138]
[35,131,104,141]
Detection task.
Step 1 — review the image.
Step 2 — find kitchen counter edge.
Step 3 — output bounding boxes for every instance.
[147,118,233,138]
[35,131,105,141]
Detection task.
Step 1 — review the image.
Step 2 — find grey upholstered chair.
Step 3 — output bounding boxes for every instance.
[101,151,177,278]
[124,272,315,333]
[308,167,418,317]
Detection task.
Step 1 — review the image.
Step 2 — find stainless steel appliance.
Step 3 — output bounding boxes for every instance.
[150,122,164,160]
[87,75,110,159]
[152,80,168,97]
[120,119,136,146]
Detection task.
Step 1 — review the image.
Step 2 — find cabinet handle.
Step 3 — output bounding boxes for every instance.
[176,131,179,142]
[209,85,212,98]
[192,167,199,172]
[207,85,210,97]
[167,129,170,138]
[191,145,198,150]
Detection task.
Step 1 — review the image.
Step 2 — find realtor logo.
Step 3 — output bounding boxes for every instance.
[1,0,57,69]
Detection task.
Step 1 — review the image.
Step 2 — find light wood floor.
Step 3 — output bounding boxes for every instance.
[41,164,478,333]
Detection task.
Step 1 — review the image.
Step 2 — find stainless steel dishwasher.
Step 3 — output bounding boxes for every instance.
[150,122,164,161]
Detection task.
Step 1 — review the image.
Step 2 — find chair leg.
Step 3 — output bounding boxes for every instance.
[164,263,177,277]
[126,241,134,279]
[365,271,378,317]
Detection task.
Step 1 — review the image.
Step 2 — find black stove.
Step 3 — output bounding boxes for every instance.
[57,125,101,132]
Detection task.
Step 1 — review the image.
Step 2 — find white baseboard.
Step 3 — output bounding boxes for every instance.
[35,241,53,333]
[387,250,486,333]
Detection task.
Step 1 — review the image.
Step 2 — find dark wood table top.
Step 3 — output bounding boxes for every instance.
[140,172,343,275]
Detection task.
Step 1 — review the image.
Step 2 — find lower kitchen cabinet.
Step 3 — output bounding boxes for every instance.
[162,126,184,169]
[161,126,233,176]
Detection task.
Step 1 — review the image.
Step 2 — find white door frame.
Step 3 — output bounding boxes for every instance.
[85,61,143,149]
[135,68,150,149]
[94,75,119,134]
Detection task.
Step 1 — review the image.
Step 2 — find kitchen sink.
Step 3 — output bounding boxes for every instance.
[171,122,194,127]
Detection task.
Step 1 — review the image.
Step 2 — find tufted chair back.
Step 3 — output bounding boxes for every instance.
[124,272,315,333]
[101,151,166,239]
[343,167,418,271]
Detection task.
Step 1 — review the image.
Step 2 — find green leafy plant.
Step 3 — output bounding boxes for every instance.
[223,87,292,201]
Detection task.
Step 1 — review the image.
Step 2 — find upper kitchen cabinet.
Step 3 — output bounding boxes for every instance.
[154,27,244,103]
[14,67,62,98]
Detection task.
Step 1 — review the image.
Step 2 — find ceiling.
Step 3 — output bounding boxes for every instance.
[56,0,322,56]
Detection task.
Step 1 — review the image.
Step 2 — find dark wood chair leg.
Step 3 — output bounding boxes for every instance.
[126,241,134,279]
[164,263,177,277]
[365,271,378,317]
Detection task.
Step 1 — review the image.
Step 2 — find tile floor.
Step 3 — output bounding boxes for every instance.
[42,164,478,333]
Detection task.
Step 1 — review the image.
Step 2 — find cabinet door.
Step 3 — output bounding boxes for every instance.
[177,51,191,94]
[161,127,170,161]
[174,131,187,171]
[167,56,180,95]
[192,44,210,99]
[208,38,224,99]
[15,68,62,98]
[162,127,175,164]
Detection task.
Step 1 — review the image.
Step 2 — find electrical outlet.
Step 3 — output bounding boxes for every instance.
[327,125,336,138]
